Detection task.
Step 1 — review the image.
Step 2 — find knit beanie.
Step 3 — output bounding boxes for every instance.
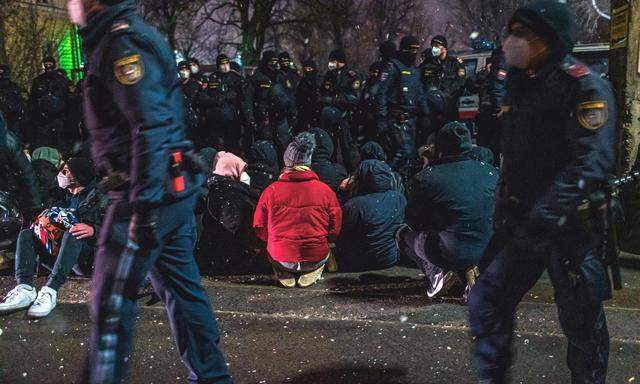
[283,132,316,168]
[66,157,96,187]
[212,151,247,181]
[32,147,61,168]
[328,49,346,63]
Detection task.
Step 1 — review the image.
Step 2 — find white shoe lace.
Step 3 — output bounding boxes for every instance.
[3,288,27,305]
[33,291,52,307]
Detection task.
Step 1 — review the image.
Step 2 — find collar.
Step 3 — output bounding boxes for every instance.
[79,0,137,52]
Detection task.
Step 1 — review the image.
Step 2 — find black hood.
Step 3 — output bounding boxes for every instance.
[470,145,495,165]
[309,127,334,163]
[250,140,278,168]
[436,121,472,157]
[359,141,387,162]
[353,160,394,195]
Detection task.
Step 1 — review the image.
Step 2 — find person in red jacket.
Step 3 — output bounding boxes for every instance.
[254,132,342,288]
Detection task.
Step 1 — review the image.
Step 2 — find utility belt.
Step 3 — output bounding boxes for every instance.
[389,108,416,124]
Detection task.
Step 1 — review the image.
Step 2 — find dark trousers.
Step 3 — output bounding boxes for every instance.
[397,229,462,286]
[383,118,416,172]
[476,110,501,167]
[15,228,92,291]
[468,246,609,383]
[331,118,359,173]
[86,194,232,384]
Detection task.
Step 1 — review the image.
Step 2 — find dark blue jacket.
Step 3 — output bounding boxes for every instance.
[338,160,407,271]
[80,1,201,212]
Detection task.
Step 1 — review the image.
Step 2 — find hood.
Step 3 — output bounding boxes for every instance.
[309,127,334,163]
[470,145,495,165]
[353,160,394,195]
[80,0,137,52]
[279,169,319,183]
[212,151,247,181]
[436,121,472,157]
[359,141,387,162]
[250,140,278,168]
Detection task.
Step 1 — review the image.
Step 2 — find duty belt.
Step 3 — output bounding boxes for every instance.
[389,108,416,123]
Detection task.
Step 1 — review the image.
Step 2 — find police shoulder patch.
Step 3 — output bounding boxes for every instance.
[458,67,466,77]
[456,57,463,64]
[577,101,607,131]
[114,54,144,85]
[497,69,507,81]
[352,79,362,90]
[348,70,357,78]
[564,63,590,78]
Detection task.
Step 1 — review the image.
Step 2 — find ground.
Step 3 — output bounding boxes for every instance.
[0,265,638,384]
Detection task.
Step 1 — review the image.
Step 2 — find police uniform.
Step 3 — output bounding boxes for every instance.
[79,1,232,383]
[0,66,25,137]
[477,49,508,165]
[295,59,321,134]
[320,52,363,172]
[374,36,429,173]
[420,50,466,132]
[177,61,202,145]
[468,3,614,383]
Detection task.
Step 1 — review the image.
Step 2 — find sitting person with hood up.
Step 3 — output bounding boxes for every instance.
[246,140,280,196]
[397,122,499,301]
[30,147,66,207]
[198,151,262,275]
[309,127,348,192]
[254,132,342,288]
[0,158,106,318]
[337,159,407,271]
[340,141,404,196]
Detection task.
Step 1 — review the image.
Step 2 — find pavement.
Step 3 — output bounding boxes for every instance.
[0,266,638,384]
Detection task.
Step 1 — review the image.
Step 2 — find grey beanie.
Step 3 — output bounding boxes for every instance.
[283,132,316,168]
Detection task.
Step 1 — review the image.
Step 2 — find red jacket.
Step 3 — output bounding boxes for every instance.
[253,169,342,263]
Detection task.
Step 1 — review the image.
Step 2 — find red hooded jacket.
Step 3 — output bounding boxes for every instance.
[253,169,342,263]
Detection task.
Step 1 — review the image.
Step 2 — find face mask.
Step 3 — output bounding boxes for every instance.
[43,63,55,72]
[240,172,251,186]
[219,63,230,73]
[190,65,199,74]
[431,46,442,58]
[328,61,338,71]
[66,0,87,27]
[179,70,190,80]
[280,61,290,71]
[503,35,532,69]
[57,172,71,189]
[267,61,279,71]
[399,51,417,66]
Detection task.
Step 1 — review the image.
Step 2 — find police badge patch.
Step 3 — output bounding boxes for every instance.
[114,54,144,85]
[352,79,361,90]
[577,101,607,131]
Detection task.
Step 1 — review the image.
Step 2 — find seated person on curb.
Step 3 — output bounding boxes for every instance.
[246,140,280,196]
[309,127,348,192]
[0,158,105,318]
[198,151,265,274]
[31,147,66,207]
[397,122,499,300]
[337,159,407,272]
[340,141,404,196]
[253,132,342,288]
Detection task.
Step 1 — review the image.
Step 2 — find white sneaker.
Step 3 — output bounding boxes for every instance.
[27,286,57,318]
[426,271,457,298]
[0,284,36,314]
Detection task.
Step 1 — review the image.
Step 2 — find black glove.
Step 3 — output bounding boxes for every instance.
[128,210,159,250]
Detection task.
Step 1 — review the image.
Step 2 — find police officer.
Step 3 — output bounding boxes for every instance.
[477,48,508,166]
[374,35,429,173]
[27,56,71,151]
[242,50,295,164]
[0,112,42,221]
[177,60,202,145]
[70,0,232,382]
[319,49,363,172]
[295,58,321,134]
[359,61,384,143]
[199,54,243,152]
[420,35,466,136]
[188,57,206,86]
[468,2,614,383]
[0,65,25,137]
[279,51,300,130]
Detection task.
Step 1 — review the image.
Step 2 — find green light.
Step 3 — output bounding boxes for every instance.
[58,25,84,82]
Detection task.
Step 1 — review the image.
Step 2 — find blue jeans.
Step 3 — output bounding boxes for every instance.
[468,244,609,383]
[85,193,232,384]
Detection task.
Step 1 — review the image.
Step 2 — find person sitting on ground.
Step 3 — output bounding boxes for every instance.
[340,141,404,197]
[198,151,263,275]
[31,146,65,207]
[309,127,348,192]
[246,140,280,196]
[254,132,342,288]
[337,160,407,271]
[397,122,499,300]
[0,158,106,318]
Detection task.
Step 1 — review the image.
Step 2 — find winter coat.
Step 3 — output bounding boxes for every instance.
[198,174,260,274]
[253,169,342,263]
[337,160,407,271]
[309,127,348,192]
[53,182,107,246]
[246,140,279,196]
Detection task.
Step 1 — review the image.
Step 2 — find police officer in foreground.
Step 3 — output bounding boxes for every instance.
[319,49,363,172]
[177,60,202,144]
[68,0,232,383]
[468,2,615,383]
[0,65,25,137]
[420,35,466,136]
[374,35,429,173]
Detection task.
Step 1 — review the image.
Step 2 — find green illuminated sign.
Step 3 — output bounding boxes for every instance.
[58,25,83,81]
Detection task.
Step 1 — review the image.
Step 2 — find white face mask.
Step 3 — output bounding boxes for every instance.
[219,63,231,73]
[240,172,251,186]
[431,46,442,58]
[179,69,191,80]
[66,0,87,27]
[328,61,338,71]
[503,35,532,69]
[190,65,199,74]
[57,172,71,189]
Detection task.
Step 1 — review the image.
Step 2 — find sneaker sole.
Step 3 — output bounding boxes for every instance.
[0,303,34,316]
[27,307,55,319]
[427,271,458,299]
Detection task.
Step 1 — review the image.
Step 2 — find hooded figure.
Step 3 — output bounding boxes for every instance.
[309,127,348,192]
[337,160,407,271]
[246,140,280,195]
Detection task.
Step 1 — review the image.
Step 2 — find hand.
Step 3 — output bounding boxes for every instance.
[128,211,159,249]
[70,223,95,239]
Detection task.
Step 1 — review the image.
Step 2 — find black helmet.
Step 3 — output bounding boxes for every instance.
[0,192,23,249]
